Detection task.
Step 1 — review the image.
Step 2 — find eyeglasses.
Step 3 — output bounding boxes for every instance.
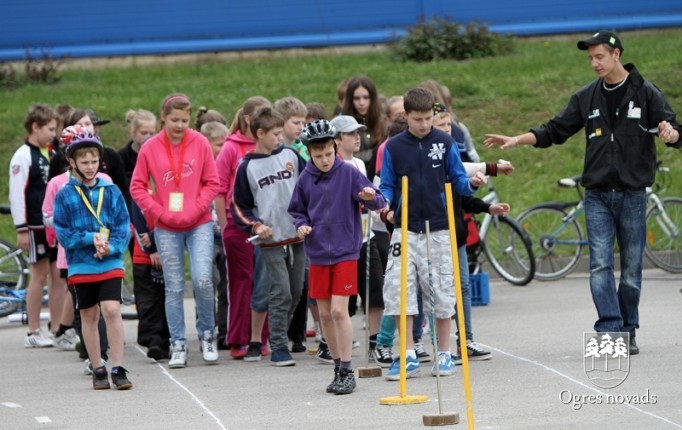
[638,124,658,134]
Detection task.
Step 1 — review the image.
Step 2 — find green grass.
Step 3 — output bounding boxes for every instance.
[2,28,682,241]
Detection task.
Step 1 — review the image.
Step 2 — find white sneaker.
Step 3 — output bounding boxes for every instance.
[200,331,219,364]
[168,343,187,369]
[54,328,80,351]
[24,329,54,348]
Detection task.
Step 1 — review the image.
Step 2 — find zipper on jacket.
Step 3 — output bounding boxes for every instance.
[324,177,332,265]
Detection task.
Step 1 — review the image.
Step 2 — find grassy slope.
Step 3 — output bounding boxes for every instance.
[1,28,681,240]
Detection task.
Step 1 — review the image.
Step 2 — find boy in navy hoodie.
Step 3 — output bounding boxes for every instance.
[379,86,485,381]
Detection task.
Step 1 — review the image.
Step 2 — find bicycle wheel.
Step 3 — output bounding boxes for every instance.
[0,238,29,290]
[0,289,20,317]
[645,196,682,273]
[518,206,584,281]
[481,215,535,286]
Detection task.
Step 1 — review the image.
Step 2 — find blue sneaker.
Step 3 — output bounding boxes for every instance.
[270,348,296,367]
[385,356,420,381]
[431,352,456,376]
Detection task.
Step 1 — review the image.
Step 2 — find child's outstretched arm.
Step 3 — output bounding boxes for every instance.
[355,173,387,211]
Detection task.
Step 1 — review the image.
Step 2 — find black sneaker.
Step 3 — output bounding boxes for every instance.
[92,366,110,390]
[147,345,168,361]
[373,344,393,368]
[111,366,133,390]
[368,339,377,363]
[316,342,333,364]
[76,341,87,360]
[217,337,229,351]
[414,340,432,362]
[456,340,492,362]
[326,367,340,393]
[244,342,262,362]
[629,336,639,355]
[291,341,307,353]
[335,368,356,395]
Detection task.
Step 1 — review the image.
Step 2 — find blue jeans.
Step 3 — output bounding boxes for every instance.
[155,222,215,345]
[584,189,646,334]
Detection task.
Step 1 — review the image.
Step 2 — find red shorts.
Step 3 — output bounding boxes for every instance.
[308,260,358,299]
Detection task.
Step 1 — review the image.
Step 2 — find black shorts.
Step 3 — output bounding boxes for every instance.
[48,245,58,263]
[27,229,50,264]
[357,237,385,309]
[72,277,122,310]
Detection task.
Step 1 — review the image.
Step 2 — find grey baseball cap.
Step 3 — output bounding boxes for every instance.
[330,115,367,136]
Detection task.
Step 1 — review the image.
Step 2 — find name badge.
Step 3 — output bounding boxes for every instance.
[99,227,110,242]
[627,107,641,119]
[169,192,184,212]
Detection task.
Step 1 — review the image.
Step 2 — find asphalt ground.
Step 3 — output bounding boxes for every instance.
[1,268,681,430]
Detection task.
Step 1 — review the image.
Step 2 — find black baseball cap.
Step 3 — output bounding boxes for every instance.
[85,108,110,126]
[577,30,624,53]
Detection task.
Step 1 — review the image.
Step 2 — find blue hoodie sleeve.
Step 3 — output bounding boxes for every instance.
[379,146,397,207]
[131,200,157,253]
[106,185,131,257]
[446,143,476,196]
[54,188,97,251]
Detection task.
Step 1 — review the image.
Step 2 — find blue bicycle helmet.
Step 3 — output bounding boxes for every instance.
[300,119,336,144]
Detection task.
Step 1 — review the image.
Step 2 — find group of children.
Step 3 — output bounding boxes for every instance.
[10,76,512,394]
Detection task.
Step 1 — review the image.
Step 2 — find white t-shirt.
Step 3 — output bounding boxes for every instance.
[344,157,375,241]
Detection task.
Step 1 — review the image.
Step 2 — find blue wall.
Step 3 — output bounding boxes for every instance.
[1,0,681,61]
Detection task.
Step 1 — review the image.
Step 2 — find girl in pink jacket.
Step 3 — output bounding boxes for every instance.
[130,93,220,369]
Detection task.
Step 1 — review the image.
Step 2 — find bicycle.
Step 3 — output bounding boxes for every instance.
[0,204,31,317]
[518,162,682,281]
[0,205,30,291]
[0,287,27,318]
[467,178,536,286]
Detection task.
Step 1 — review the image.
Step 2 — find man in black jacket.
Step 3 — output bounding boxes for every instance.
[484,30,681,355]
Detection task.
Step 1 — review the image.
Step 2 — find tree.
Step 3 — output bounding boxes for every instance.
[598,334,615,371]
[612,336,629,368]
[584,336,600,370]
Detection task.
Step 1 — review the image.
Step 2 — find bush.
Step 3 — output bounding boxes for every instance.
[24,48,64,84]
[0,62,21,89]
[0,48,64,89]
[391,16,514,62]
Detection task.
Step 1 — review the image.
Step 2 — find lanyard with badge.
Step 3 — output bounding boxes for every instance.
[163,130,186,212]
[74,184,109,241]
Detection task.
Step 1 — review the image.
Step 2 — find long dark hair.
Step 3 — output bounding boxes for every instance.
[341,76,384,148]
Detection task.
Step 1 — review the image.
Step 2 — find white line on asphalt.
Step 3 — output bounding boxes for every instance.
[35,416,52,423]
[134,345,228,430]
[482,343,682,429]
[1,402,21,408]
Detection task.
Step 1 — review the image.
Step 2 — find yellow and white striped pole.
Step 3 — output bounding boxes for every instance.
[380,176,428,405]
[445,183,475,429]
